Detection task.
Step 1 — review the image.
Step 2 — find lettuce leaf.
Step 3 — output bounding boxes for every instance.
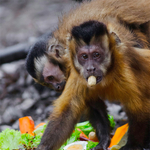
[86,141,99,150]
[0,128,22,149]
[21,133,41,149]
[108,114,116,130]
[0,128,41,150]
[76,121,94,136]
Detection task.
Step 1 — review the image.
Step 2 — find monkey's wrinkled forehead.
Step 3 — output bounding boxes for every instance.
[71,20,108,45]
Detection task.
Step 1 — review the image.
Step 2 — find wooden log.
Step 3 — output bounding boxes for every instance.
[0,39,37,65]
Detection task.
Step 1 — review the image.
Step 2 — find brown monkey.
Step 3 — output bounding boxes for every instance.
[26,34,70,92]
[36,0,150,150]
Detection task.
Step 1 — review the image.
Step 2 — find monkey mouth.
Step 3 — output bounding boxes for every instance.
[96,76,103,84]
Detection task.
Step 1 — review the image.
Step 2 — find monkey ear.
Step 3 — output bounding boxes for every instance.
[48,44,65,58]
[110,32,121,45]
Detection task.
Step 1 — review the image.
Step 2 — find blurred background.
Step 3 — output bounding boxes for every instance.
[0,0,127,132]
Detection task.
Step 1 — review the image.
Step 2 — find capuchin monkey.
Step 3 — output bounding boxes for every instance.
[26,34,70,92]
[35,0,150,150]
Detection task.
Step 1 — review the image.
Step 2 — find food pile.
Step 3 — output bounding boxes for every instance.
[0,115,128,150]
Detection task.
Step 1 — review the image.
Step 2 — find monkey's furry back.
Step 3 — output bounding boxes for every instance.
[54,0,150,48]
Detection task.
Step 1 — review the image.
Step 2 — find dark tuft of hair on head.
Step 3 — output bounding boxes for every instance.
[71,20,108,44]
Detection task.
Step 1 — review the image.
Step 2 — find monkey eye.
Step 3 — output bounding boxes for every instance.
[47,76,54,81]
[93,52,100,59]
[81,54,88,60]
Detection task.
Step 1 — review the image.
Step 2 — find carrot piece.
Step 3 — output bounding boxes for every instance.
[34,122,46,130]
[109,123,128,148]
[19,116,35,136]
[77,128,89,139]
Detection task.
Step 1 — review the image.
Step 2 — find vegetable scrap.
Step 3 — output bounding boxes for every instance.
[34,122,46,130]
[88,131,99,142]
[19,116,35,136]
[0,128,41,150]
[0,114,129,150]
[109,123,128,150]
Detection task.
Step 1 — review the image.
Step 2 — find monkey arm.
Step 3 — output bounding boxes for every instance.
[36,105,80,150]
[36,72,87,150]
[86,99,110,150]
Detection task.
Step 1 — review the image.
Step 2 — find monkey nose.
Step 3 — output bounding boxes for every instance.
[87,67,96,72]
[57,85,61,90]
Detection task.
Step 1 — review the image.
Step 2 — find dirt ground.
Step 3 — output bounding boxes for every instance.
[0,0,77,49]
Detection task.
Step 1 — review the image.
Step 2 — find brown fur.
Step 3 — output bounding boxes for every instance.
[54,0,150,48]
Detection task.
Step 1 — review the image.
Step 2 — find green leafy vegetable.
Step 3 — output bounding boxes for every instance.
[34,123,47,136]
[0,128,41,150]
[21,133,41,149]
[76,121,94,136]
[86,141,99,150]
[0,128,22,150]
[108,114,116,130]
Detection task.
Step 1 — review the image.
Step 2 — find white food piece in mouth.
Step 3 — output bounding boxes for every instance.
[88,76,96,87]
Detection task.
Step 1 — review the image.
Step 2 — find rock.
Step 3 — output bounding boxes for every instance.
[7,84,20,93]
[16,73,26,87]
[1,60,24,74]
[36,108,43,115]
[40,89,51,99]
[25,74,33,85]
[18,98,36,111]
[12,120,19,130]
[22,86,40,100]
[0,98,10,113]
[49,90,57,97]
[0,125,13,131]
[44,105,53,116]
[2,106,23,124]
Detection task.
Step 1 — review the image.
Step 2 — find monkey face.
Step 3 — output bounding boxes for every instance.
[42,61,66,92]
[70,20,112,85]
[77,45,104,84]
[26,35,68,92]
